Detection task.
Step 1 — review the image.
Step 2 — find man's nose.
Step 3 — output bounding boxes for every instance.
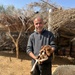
[38,23,40,26]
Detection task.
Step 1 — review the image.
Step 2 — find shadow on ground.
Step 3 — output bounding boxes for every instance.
[0,51,31,60]
[0,51,75,65]
[52,55,75,65]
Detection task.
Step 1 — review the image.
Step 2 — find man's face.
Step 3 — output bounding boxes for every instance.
[34,17,44,33]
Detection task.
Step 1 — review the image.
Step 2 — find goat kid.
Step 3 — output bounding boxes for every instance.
[30,45,52,73]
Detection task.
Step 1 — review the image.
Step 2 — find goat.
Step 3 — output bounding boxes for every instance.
[30,45,52,73]
[52,65,75,75]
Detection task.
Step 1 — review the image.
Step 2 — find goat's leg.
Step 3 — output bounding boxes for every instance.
[30,59,38,73]
[30,57,48,73]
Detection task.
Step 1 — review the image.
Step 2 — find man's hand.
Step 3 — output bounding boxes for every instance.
[29,52,37,60]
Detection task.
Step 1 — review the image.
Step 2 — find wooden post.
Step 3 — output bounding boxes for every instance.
[48,9,52,31]
[48,9,55,35]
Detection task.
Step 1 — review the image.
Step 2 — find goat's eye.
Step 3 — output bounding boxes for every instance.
[42,52,45,55]
[47,49,50,51]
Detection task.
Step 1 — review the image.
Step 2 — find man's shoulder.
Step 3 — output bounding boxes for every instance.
[44,29,53,35]
[29,32,35,38]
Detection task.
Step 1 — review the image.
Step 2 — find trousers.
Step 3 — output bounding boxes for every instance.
[31,59,52,75]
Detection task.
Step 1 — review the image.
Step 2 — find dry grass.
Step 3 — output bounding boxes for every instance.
[0,51,74,75]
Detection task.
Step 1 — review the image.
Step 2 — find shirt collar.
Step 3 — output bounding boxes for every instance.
[34,28,45,34]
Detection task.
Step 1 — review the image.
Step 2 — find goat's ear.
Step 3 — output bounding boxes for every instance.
[46,49,51,56]
[40,46,45,53]
[41,46,44,49]
[46,46,52,56]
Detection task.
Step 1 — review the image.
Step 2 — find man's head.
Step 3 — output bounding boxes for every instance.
[33,16,44,33]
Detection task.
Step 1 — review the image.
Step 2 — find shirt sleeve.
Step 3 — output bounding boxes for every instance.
[49,33,56,49]
[26,35,33,54]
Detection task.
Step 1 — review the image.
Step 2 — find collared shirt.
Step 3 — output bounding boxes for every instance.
[26,29,55,56]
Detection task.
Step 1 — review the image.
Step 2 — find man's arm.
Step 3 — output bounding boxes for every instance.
[49,33,56,53]
[26,34,37,60]
[28,52,37,60]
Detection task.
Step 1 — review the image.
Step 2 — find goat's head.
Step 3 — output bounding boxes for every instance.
[40,45,52,56]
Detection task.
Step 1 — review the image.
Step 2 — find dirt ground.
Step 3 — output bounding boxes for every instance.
[0,51,74,75]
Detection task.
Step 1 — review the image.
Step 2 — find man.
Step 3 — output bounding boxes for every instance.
[26,15,55,75]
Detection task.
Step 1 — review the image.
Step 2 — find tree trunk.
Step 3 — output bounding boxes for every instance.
[15,42,19,58]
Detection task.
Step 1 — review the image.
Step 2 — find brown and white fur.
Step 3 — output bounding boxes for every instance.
[30,45,53,73]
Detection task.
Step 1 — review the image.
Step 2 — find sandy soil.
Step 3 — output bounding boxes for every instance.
[0,51,74,75]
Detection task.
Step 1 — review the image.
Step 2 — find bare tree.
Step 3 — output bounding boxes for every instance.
[0,12,34,58]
